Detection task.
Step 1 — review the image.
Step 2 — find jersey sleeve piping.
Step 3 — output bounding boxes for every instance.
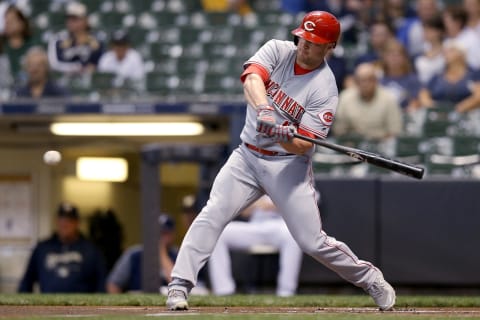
[240,62,270,83]
[299,123,328,139]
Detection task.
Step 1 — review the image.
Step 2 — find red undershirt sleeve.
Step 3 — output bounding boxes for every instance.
[240,64,270,83]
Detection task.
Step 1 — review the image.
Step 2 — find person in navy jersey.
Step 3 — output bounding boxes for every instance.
[18,203,107,293]
[47,1,104,74]
[379,39,421,110]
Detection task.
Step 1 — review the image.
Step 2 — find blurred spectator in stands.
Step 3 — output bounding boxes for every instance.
[106,214,176,293]
[0,39,12,99]
[414,15,446,85]
[209,195,303,297]
[15,46,69,98]
[201,0,252,15]
[0,1,9,34]
[418,40,480,113]
[442,5,480,71]
[379,39,421,111]
[333,63,403,141]
[18,202,107,293]
[464,0,480,37]
[48,1,104,74]
[396,0,442,58]
[353,19,395,68]
[327,44,348,91]
[98,29,145,92]
[345,20,395,87]
[2,5,36,83]
[380,0,416,32]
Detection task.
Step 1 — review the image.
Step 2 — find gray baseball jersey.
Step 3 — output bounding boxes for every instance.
[170,39,382,294]
[241,40,338,152]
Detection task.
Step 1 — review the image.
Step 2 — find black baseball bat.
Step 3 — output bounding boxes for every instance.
[294,133,425,179]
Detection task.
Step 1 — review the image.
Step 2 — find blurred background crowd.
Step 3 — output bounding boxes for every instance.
[0,1,479,177]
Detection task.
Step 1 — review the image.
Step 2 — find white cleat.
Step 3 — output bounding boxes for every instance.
[166,289,189,311]
[365,274,396,311]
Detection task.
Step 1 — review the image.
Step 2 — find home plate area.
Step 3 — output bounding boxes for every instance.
[2,306,480,318]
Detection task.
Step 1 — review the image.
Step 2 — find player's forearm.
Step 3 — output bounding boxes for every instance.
[279,139,313,155]
[456,84,480,113]
[243,73,269,109]
[159,249,174,283]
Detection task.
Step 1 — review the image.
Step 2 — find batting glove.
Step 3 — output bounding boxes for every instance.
[271,125,296,142]
[256,105,275,135]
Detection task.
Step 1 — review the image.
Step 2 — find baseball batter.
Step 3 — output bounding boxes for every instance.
[167,11,396,311]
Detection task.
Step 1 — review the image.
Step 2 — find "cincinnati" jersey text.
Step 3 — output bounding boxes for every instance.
[265,80,305,122]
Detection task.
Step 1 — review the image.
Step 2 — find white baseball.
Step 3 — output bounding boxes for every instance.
[43,150,62,165]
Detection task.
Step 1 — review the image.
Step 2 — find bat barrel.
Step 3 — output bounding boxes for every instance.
[293,133,425,180]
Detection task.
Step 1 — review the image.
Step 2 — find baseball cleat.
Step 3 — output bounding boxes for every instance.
[365,274,396,311]
[166,289,189,310]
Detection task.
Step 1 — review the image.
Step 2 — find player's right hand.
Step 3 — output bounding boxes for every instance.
[256,105,275,135]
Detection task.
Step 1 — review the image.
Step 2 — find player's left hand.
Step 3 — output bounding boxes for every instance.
[256,105,276,135]
[271,124,296,142]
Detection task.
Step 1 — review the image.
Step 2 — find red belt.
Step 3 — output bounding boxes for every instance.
[244,143,280,156]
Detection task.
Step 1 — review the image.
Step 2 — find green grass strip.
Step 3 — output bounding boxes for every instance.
[1,293,480,308]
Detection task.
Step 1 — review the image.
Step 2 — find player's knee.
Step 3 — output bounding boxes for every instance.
[295,235,326,256]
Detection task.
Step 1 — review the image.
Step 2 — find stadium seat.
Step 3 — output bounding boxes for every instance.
[197,26,234,44]
[150,43,183,60]
[204,42,238,58]
[154,57,179,74]
[181,43,205,59]
[206,58,231,75]
[30,0,51,18]
[204,12,242,26]
[203,74,241,95]
[46,12,67,31]
[176,57,208,77]
[423,120,453,138]
[333,135,364,149]
[91,72,117,90]
[250,0,281,12]
[147,27,181,44]
[312,152,367,177]
[125,27,149,47]
[394,136,424,164]
[425,157,459,177]
[155,12,182,26]
[167,0,203,12]
[451,136,480,156]
[146,72,177,95]
[82,0,103,13]
[98,12,127,28]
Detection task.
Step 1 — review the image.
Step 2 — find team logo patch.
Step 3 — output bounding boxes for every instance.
[304,21,316,31]
[318,110,334,125]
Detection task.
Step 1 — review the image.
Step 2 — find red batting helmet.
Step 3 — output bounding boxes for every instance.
[291,11,341,47]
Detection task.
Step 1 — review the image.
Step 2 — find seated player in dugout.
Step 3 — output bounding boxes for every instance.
[166,11,396,312]
[208,195,303,297]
